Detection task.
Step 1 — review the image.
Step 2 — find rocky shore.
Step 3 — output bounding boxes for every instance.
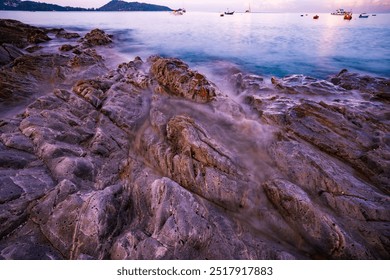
[0,19,389,260]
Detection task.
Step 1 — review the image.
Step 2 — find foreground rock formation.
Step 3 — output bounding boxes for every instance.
[0,19,389,260]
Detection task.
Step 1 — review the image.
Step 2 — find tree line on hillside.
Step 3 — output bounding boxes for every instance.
[0,0,172,12]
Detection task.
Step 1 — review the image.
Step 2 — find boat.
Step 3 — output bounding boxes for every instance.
[172,8,186,15]
[344,12,353,20]
[245,4,251,13]
[225,11,235,15]
[313,15,319,19]
[372,14,377,16]
[220,13,224,17]
[359,13,369,18]
[331,8,346,15]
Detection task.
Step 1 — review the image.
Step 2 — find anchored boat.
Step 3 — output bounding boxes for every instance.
[331,9,346,15]
[344,12,353,20]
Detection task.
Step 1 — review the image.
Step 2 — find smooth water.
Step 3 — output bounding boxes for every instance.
[1,11,390,78]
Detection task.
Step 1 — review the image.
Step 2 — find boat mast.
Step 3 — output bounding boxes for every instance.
[246,2,251,13]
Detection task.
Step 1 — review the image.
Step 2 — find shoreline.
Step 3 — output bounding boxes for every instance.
[0,19,389,260]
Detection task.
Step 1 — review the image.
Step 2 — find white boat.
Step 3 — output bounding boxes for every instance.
[331,8,346,15]
[172,8,186,15]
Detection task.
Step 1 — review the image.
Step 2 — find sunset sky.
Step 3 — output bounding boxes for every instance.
[30,0,390,12]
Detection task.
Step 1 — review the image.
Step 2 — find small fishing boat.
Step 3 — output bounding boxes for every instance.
[344,12,353,20]
[372,14,377,16]
[359,13,369,18]
[245,4,251,13]
[313,15,319,19]
[225,11,235,15]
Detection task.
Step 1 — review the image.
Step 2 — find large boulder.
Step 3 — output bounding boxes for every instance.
[0,19,51,49]
[79,28,113,48]
[150,56,217,103]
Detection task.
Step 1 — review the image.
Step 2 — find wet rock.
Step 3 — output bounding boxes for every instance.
[264,179,374,259]
[59,44,76,52]
[0,43,24,66]
[230,72,266,94]
[138,111,253,211]
[0,139,55,238]
[0,19,51,49]
[115,57,150,89]
[79,29,113,48]
[68,48,103,67]
[24,45,43,53]
[30,182,127,259]
[0,54,63,104]
[0,19,49,66]
[0,178,24,204]
[271,75,345,96]
[0,222,64,260]
[0,47,106,112]
[150,56,217,103]
[111,166,296,260]
[100,83,150,133]
[329,69,390,100]
[51,28,81,39]
[284,100,390,192]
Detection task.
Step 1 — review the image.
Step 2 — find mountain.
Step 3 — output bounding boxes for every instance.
[0,0,172,11]
[0,0,88,11]
[98,1,172,11]
[0,0,21,9]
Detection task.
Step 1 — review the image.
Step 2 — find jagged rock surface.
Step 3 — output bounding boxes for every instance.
[0,20,389,260]
[0,19,51,49]
[0,20,109,115]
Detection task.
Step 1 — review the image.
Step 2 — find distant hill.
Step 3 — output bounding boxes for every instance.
[0,0,89,11]
[0,0,21,9]
[99,1,172,12]
[0,0,172,11]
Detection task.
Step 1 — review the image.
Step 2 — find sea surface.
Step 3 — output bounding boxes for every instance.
[1,11,390,78]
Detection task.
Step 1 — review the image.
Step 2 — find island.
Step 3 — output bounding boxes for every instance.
[0,0,172,12]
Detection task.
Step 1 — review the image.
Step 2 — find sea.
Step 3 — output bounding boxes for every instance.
[1,11,390,79]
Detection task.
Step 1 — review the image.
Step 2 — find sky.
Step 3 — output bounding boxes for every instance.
[33,0,390,13]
